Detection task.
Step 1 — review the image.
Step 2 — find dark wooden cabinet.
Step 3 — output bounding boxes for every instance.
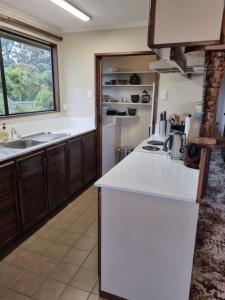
[17,152,48,230]
[0,130,97,251]
[0,162,20,248]
[83,132,97,184]
[46,143,68,209]
[67,137,83,196]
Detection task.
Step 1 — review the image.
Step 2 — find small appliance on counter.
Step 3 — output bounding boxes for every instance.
[163,131,186,160]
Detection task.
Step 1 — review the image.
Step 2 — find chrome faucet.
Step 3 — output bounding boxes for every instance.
[11,125,21,141]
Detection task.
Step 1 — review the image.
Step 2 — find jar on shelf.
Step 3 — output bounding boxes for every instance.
[129,74,140,85]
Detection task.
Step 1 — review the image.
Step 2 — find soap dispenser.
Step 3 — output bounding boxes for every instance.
[0,123,9,142]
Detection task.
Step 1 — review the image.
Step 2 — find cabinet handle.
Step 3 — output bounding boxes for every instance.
[43,157,47,168]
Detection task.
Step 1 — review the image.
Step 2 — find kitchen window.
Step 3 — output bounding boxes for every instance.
[0,30,59,117]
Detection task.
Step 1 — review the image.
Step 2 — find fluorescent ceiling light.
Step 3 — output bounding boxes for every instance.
[50,0,91,21]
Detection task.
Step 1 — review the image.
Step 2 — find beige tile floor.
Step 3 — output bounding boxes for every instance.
[0,186,105,300]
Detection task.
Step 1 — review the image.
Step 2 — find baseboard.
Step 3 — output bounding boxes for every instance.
[100,290,128,300]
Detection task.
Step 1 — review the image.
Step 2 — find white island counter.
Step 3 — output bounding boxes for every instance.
[95,148,200,300]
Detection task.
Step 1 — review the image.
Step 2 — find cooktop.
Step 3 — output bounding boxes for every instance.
[142,146,160,151]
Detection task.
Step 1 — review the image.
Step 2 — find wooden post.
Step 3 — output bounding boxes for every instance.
[202,51,225,137]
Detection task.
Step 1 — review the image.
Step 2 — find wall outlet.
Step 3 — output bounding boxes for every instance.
[160,90,167,101]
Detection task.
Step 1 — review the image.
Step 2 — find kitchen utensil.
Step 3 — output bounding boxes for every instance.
[163,131,186,160]
[163,111,167,121]
[131,95,140,103]
[128,108,137,116]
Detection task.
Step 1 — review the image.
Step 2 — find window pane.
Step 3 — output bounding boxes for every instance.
[0,69,5,115]
[1,36,54,114]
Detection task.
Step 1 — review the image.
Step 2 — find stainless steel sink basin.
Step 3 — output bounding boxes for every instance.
[4,139,44,149]
[31,132,70,143]
[4,132,70,150]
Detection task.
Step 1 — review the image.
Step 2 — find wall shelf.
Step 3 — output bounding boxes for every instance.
[103,84,153,87]
[103,71,154,75]
[108,115,140,119]
[103,102,151,106]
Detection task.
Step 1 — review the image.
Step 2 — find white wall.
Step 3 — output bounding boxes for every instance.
[157,73,203,122]
[61,27,149,119]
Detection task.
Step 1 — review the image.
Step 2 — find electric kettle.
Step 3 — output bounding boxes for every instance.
[163,131,186,160]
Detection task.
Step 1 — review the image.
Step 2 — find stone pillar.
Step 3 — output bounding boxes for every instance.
[202,51,225,137]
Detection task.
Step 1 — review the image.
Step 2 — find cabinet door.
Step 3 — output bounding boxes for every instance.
[83,132,97,184]
[67,137,83,196]
[0,162,20,247]
[46,143,68,209]
[17,151,48,230]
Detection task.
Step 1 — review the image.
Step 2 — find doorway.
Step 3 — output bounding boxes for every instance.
[95,51,159,178]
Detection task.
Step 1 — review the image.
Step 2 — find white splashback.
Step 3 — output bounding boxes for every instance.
[1,116,95,137]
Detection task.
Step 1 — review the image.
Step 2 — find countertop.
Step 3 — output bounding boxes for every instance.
[95,149,200,203]
[0,125,95,163]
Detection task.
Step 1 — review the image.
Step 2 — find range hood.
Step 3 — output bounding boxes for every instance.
[150,48,205,75]
[150,48,185,73]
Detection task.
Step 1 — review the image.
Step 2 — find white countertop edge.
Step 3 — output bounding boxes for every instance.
[0,127,96,163]
[95,182,198,204]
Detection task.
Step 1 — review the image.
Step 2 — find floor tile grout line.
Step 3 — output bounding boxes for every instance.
[0,188,98,299]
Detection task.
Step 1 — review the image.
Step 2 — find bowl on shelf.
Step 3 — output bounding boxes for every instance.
[117,110,127,116]
[128,108,137,116]
[110,80,116,85]
[107,109,117,116]
[131,95,140,103]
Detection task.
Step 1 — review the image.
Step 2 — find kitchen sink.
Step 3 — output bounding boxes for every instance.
[4,132,70,150]
[31,132,70,142]
[4,139,44,149]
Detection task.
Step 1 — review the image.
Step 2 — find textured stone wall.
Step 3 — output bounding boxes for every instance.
[202,51,225,137]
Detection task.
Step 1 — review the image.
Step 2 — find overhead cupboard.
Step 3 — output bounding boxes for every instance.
[0,131,97,251]
[148,0,225,48]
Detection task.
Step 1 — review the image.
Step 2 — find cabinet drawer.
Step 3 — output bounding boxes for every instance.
[17,151,45,178]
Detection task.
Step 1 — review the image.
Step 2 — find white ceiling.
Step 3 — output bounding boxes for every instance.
[0,0,150,33]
